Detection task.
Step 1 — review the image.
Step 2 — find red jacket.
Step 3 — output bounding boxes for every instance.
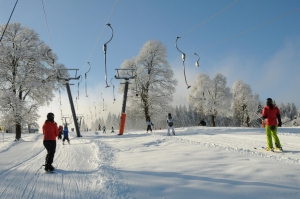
[262,105,280,126]
[58,126,63,135]
[43,121,59,140]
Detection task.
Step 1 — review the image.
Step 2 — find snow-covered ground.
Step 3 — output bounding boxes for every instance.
[1,127,300,199]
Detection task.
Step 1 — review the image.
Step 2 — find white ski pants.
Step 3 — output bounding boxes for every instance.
[167,126,175,135]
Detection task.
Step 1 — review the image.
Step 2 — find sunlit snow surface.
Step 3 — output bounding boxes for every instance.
[1,127,300,199]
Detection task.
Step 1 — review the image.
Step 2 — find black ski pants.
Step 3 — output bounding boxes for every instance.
[43,140,56,166]
[147,125,152,132]
[63,136,70,142]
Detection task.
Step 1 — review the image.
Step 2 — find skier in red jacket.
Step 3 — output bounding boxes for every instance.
[42,112,59,172]
[262,98,283,151]
[58,125,63,140]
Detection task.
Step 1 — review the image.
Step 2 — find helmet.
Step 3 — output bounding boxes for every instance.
[266,98,273,105]
[168,113,171,116]
[47,112,54,120]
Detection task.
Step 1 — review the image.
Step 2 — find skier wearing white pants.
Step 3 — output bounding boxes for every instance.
[167,113,175,136]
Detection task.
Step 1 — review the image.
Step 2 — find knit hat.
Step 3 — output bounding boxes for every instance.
[266,98,273,105]
[47,113,54,122]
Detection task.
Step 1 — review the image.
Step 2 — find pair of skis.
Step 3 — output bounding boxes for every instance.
[254,147,284,152]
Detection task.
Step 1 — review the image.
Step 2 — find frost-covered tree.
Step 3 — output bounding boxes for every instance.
[288,103,297,120]
[279,103,286,118]
[188,73,232,127]
[0,23,67,140]
[119,40,177,122]
[231,80,260,127]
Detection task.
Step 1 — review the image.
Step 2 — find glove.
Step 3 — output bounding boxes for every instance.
[278,122,282,127]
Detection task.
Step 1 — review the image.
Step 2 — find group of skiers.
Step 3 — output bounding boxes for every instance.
[146,113,175,136]
[98,124,114,133]
[145,98,283,151]
[41,97,283,172]
[42,113,70,172]
[58,125,70,145]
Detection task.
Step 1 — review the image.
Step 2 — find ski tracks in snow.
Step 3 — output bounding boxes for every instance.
[150,130,300,165]
[0,134,135,199]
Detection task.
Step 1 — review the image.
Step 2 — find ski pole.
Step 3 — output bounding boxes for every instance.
[253,111,263,120]
[252,112,265,128]
[282,117,296,125]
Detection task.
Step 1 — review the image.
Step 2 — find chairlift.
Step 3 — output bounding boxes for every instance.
[194,53,200,67]
[175,37,191,89]
[110,78,116,103]
[103,23,113,88]
[85,62,92,97]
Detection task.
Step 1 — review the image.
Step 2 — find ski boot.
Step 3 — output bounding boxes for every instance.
[44,164,55,172]
[275,143,283,152]
[48,165,55,172]
[44,164,49,172]
[265,147,274,152]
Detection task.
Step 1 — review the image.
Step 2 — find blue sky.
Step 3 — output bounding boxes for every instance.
[1,0,300,127]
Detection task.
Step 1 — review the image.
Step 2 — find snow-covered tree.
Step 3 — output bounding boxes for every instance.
[279,103,286,118]
[0,23,67,140]
[187,73,232,127]
[288,103,297,120]
[119,40,177,122]
[231,80,260,127]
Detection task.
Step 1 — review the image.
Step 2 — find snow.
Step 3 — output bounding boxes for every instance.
[1,127,300,199]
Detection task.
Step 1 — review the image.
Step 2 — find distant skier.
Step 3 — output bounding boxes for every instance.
[262,98,282,151]
[198,120,206,126]
[58,125,63,140]
[167,113,175,136]
[42,112,58,172]
[102,126,106,134]
[98,124,101,131]
[62,126,70,145]
[111,127,114,133]
[146,116,154,133]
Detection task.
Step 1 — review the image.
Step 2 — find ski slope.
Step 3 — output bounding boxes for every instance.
[0,127,300,199]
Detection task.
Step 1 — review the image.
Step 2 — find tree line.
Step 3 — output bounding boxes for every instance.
[1,23,298,141]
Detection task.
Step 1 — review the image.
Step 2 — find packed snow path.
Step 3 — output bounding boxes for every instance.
[0,127,300,199]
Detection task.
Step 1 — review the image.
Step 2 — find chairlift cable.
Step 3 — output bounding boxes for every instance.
[85,62,92,97]
[58,90,62,106]
[40,0,53,48]
[94,102,97,117]
[175,37,191,89]
[198,7,300,53]
[77,75,82,99]
[46,49,55,65]
[181,0,240,38]
[0,0,19,44]
[134,72,139,97]
[101,93,106,111]
[79,0,119,79]
[110,78,116,103]
[103,23,113,88]
[194,53,200,67]
[75,97,78,110]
